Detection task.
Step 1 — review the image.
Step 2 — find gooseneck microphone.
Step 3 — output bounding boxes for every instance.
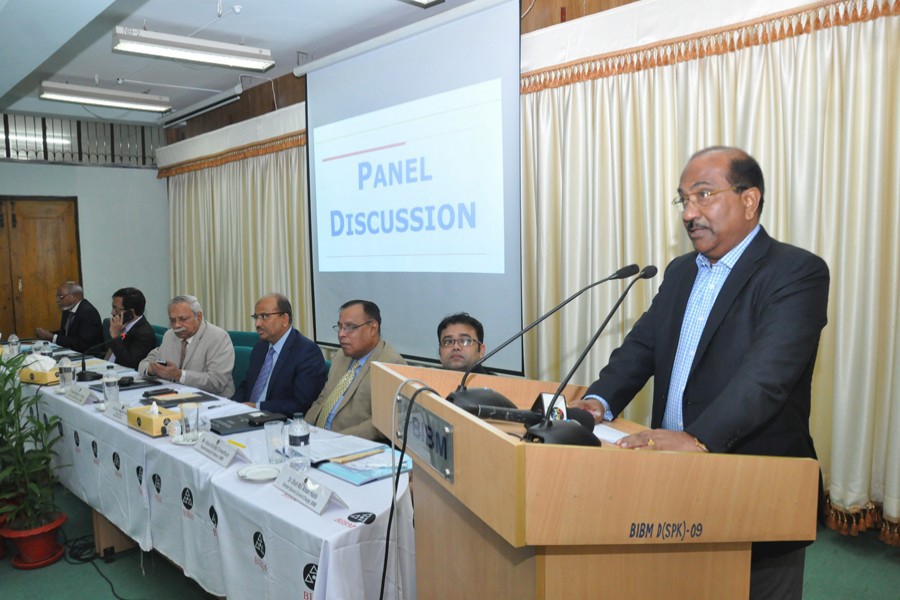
[524,265,658,446]
[462,405,544,426]
[75,334,123,381]
[461,403,597,429]
[447,264,640,409]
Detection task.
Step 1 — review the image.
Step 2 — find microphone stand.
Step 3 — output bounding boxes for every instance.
[447,264,639,409]
[524,266,657,446]
[76,337,117,381]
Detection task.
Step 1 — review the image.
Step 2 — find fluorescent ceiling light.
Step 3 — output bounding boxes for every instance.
[6,134,71,145]
[113,26,274,72]
[40,81,171,112]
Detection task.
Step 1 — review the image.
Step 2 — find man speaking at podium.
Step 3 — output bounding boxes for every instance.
[571,147,829,599]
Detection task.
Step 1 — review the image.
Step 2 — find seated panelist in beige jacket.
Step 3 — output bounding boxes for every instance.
[305,299,406,441]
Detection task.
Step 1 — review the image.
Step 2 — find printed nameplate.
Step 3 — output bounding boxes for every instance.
[274,468,346,515]
[196,433,238,467]
[105,402,129,425]
[65,386,93,405]
[396,393,454,482]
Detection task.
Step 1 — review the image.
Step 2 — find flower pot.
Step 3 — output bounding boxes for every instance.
[0,512,67,569]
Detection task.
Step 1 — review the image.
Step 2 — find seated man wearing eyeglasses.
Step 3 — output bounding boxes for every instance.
[231,293,328,416]
[305,299,406,441]
[437,312,490,374]
[139,295,235,397]
[35,281,105,356]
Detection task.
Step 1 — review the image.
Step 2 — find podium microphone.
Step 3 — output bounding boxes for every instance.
[447,264,639,409]
[525,265,658,446]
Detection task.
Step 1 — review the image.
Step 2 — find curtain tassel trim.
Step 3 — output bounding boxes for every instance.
[522,0,899,94]
[824,496,900,546]
[157,131,306,178]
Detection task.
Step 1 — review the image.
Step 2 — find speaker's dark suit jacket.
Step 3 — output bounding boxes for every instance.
[107,316,157,370]
[586,227,829,459]
[55,299,104,355]
[231,328,328,417]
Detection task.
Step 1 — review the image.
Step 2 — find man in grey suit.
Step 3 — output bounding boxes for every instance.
[571,146,829,599]
[139,295,235,397]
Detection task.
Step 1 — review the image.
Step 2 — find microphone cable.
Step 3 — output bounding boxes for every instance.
[380,379,437,600]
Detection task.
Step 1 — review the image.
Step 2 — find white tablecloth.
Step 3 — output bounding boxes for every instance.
[35,374,416,600]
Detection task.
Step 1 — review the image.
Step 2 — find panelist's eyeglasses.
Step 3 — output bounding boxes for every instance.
[251,312,285,321]
[439,337,481,348]
[333,320,374,334]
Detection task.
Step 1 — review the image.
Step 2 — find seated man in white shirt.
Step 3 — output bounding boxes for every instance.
[139,295,235,397]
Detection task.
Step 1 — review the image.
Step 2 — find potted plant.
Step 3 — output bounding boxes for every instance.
[0,350,67,568]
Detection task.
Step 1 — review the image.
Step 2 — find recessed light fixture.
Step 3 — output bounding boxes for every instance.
[112,26,275,72]
[40,81,172,112]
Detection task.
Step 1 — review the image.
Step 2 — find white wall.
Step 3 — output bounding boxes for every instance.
[0,161,170,326]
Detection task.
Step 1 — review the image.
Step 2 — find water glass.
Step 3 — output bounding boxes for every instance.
[58,363,76,391]
[180,402,201,442]
[264,421,285,464]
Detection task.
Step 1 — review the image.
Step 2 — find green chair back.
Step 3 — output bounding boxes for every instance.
[150,324,167,347]
[228,330,259,348]
[232,345,253,391]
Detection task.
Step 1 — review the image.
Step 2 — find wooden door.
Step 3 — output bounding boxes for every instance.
[0,198,81,339]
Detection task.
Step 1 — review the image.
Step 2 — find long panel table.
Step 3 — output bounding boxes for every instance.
[34,367,415,599]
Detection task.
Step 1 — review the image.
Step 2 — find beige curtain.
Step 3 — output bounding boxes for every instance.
[521,0,899,543]
[166,141,314,336]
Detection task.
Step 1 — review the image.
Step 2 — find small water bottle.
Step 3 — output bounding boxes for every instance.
[7,333,20,357]
[58,356,75,391]
[102,364,119,405]
[288,413,311,472]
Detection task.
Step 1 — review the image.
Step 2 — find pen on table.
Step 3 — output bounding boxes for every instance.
[205,404,223,409]
[328,448,385,465]
[227,439,245,449]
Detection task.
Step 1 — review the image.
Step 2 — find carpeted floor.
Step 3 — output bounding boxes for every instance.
[1,486,897,599]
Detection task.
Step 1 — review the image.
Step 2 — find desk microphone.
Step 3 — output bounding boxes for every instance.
[525,265,657,446]
[447,264,639,409]
[461,403,597,430]
[75,333,125,382]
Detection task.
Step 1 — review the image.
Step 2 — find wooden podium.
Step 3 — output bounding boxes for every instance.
[371,363,818,599]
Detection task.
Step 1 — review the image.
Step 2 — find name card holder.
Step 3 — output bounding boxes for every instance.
[65,386,95,406]
[105,402,129,425]
[274,467,347,515]
[195,433,239,467]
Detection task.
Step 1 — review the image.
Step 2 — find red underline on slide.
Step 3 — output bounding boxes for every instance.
[322,141,406,162]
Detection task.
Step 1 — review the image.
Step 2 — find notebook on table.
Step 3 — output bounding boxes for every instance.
[209,410,285,435]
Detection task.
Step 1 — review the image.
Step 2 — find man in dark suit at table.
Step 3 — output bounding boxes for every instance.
[106,287,157,369]
[231,293,328,416]
[35,281,104,355]
[305,299,407,441]
[570,146,829,599]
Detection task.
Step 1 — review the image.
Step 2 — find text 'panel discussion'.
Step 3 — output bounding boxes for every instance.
[0,0,897,598]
